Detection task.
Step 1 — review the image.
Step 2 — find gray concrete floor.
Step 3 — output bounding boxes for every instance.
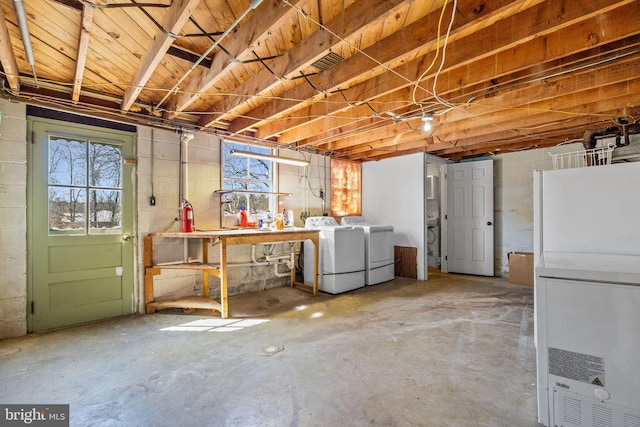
[0,272,540,427]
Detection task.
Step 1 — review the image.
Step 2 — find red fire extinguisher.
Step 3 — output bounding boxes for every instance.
[181,200,194,232]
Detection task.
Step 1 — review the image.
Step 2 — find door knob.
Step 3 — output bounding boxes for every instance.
[122,234,132,241]
[487,221,493,226]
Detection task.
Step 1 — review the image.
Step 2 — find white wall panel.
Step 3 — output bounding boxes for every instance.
[362,153,426,280]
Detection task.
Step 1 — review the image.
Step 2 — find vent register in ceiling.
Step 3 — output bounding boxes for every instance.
[0,0,639,161]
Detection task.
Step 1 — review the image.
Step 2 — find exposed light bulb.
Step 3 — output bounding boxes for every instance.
[422,113,434,132]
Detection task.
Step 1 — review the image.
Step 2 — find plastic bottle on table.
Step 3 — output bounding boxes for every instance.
[276,215,285,230]
[238,206,248,227]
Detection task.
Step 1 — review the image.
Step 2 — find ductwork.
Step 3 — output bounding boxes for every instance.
[583,130,599,150]
[583,118,633,150]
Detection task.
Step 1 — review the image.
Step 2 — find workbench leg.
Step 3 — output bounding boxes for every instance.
[202,238,210,298]
[290,247,296,288]
[144,273,156,314]
[202,238,209,263]
[220,239,228,318]
[143,236,157,313]
[202,271,210,298]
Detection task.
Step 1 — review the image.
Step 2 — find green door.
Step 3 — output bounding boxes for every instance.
[28,117,136,332]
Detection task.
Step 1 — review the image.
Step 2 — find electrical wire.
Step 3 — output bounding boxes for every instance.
[9,66,633,150]
[7,0,639,157]
[427,226,437,245]
[13,80,637,160]
[431,0,458,109]
[411,0,451,109]
[8,34,637,132]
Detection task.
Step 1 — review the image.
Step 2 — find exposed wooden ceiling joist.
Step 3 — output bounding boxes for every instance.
[0,0,637,161]
[72,4,94,102]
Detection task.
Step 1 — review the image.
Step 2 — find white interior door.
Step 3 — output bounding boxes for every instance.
[446,159,494,276]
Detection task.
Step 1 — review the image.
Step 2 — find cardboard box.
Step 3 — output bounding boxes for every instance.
[508,252,534,285]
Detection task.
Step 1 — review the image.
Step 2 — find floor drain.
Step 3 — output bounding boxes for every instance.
[263,344,284,355]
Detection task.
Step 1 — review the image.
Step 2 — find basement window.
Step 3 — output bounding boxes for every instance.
[222,142,276,224]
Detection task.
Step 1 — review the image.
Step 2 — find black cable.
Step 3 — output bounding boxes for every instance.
[427,226,437,245]
[296,243,304,281]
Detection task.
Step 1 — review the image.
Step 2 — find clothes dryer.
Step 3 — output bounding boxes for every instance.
[341,216,395,285]
[303,216,365,294]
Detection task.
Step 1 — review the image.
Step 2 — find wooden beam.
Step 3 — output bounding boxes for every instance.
[200,0,409,128]
[280,35,640,147]
[211,0,521,132]
[228,0,635,136]
[0,6,20,91]
[168,0,308,117]
[428,95,637,155]
[316,74,640,157]
[274,0,640,145]
[430,91,640,155]
[434,70,640,145]
[72,4,94,102]
[366,82,640,157]
[276,88,417,145]
[121,0,201,111]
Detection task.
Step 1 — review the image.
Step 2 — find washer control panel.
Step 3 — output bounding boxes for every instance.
[341,216,367,225]
[305,216,339,228]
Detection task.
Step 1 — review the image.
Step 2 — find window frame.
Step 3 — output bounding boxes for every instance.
[221,141,277,222]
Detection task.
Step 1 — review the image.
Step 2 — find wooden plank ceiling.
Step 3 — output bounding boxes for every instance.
[0,0,638,161]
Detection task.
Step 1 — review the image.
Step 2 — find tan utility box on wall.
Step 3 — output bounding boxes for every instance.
[508,252,534,285]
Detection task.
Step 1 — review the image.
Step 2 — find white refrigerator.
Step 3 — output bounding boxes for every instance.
[533,162,640,427]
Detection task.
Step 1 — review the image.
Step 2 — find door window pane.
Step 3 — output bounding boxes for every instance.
[49,137,87,186]
[48,135,123,235]
[90,143,122,188]
[49,186,86,233]
[89,189,122,233]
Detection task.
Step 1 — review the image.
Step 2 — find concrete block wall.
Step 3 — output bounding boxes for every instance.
[278,150,331,223]
[493,142,583,276]
[0,100,27,338]
[136,127,199,306]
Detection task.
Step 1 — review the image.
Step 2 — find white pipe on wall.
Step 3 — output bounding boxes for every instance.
[181,132,194,202]
[180,131,194,262]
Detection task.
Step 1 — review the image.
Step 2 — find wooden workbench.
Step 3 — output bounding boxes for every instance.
[143,228,320,318]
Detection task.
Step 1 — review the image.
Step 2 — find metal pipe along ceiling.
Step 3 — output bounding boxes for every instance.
[12,0,34,65]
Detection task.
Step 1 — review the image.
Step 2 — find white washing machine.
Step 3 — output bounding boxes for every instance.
[341,216,395,285]
[303,216,365,294]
